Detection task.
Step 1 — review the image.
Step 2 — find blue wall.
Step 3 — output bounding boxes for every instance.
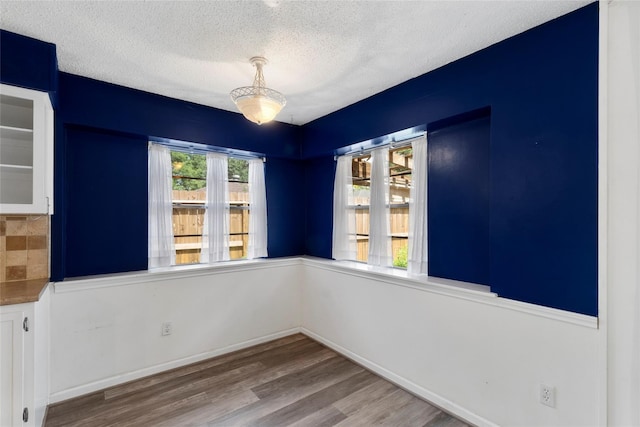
[301,3,598,315]
[428,115,491,285]
[303,156,336,259]
[64,127,148,277]
[51,73,305,279]
[1,3,599,315]
[265,157,306,257]
[57,73,300,159]
[0,31,57,94]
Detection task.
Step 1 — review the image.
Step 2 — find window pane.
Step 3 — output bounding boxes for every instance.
[173,206,205,265]
[171,152,207,265]
[229,159,249,259]
[350,148,413,267]
[168,151,254,265]
[352,155,371,262]
[389,147,412,269]
[171,152,206,190]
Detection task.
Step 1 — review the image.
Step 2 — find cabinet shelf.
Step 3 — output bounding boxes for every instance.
[0,127,34,168]
[0,84,53,214]
[0,163,34,170]
[0,125,33,135]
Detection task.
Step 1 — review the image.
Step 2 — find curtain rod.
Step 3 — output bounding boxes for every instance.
[149,138,266,162]
[335,132,426,160]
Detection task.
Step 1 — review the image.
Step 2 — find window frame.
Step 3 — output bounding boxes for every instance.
[342,142,416,268]
[148,139,265,269]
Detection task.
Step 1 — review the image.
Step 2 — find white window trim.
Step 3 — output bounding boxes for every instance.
[149,140,266,269]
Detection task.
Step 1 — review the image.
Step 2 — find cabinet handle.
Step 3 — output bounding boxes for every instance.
[23,317,29,332]
[23,407,28,422]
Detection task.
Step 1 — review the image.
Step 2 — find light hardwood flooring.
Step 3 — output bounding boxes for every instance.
[45,334,470,427]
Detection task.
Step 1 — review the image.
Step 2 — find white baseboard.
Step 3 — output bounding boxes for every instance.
[49,327,302,404]
[50,325,495,425]
[300,327,497,427]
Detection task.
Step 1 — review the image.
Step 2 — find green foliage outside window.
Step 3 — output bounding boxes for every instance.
[171,152,206,190]
[393,245,408,268]
[170,152,249,190]
[228,158,249,182]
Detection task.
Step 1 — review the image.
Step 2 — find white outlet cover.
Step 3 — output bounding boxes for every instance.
[161,322,172,336]
[540,384,556,408]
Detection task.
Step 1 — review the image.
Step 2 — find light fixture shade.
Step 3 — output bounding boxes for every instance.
[231,89,286,125]
[230,57,286,125]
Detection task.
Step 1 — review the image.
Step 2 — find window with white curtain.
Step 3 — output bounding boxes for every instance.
[332,134,427,272]
[148,143,176,268]
[148,142,267,267]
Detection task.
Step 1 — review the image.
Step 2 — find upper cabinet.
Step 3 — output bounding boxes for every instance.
[0,84,53,214]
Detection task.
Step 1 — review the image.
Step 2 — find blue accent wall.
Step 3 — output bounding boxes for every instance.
[301,3,598,315]
[0,30,57,93]
[1,3,598,315]
[265,157,306,257]
[304,157,336,259]
[57,73,300,159]
[64,127,148,277]
[428,115,491,285]
[50,74,304,279]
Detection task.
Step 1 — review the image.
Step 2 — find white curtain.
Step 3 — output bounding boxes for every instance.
[332,155,357,260]
[368,147,392,267]
[408,135,428,274]
[148,143,175,268]
[247,158,268,259]
[201,152,230,263]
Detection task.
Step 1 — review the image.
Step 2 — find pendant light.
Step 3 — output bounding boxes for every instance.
[230,57,286,125]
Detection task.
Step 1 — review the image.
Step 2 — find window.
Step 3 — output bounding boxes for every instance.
[148,142,267,268]
[170,152,250,264]
[351,147,413,267]
[333,115,491,282]
[333,132,427,272]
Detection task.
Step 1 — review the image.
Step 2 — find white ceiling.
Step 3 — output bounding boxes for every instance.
[0,1,590,125]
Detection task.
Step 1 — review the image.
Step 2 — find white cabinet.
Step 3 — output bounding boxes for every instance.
[0,84,53,214]
[0,304,34,427]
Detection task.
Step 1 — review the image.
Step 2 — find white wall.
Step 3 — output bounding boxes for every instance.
[49,259,302,402]
[301,260,601,426]
[606,1,640,425]
[48,258,605,425]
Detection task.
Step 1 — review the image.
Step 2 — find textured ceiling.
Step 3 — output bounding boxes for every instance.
[0,1,590,125]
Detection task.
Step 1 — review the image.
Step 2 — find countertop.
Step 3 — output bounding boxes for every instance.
[0,278,49,305]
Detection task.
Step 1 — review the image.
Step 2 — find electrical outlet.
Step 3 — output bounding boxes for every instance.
[161,322,172,336]
[540,384,556,408]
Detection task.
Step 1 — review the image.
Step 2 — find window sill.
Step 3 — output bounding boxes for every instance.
[53,257,301,294]
[301,257,598,329]
[302,257,495,300]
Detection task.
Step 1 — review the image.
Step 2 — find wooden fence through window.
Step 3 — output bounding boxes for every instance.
[172,183,249,265]
[172,186,410,266]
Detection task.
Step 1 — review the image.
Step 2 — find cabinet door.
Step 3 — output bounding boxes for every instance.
[0,311,25,426]
[0,84,53,214]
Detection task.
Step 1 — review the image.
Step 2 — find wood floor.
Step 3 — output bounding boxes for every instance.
[45,334,470,427]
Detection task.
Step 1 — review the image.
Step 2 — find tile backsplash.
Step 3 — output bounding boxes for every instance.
[0,215,49,282]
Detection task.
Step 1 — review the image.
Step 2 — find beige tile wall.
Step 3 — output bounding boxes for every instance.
[0,215,49,282]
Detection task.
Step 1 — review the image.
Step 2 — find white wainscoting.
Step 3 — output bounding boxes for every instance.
[48,257,602,426]
[301,258,601,427]
[49,258,303,402]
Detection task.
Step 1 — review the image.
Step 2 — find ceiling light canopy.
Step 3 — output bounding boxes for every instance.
[230,57,286,125]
